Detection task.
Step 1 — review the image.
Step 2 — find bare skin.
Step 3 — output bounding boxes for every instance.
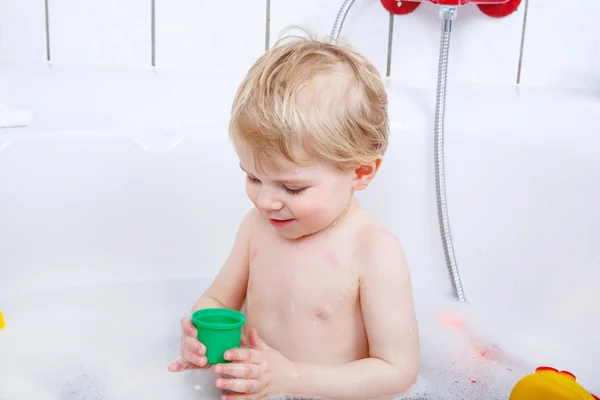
[245,201,369,365]
[169,146,420,400]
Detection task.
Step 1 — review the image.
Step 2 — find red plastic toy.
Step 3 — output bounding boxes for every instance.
[380,0,522,18]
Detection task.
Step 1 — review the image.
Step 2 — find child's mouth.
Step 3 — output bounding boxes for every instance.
[269,218,294,227]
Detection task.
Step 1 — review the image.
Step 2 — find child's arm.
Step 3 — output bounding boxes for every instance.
[290,235,419,399]
[168,209,257,372]
[191,208,258,313]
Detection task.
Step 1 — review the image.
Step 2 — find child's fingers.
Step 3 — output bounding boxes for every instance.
[223,348,262,364]
[181,347,208,368]
[181,316,197,337]
[169,315,208,372]
[214,363,261,379]
[220,393,261,400]
[240,336,248,347]
[167,360,183,372]
[168,358,203,372]
[215,377,263,394]
[183,335,206,356]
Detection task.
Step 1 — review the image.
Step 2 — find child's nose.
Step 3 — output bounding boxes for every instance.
[256,187,283,211]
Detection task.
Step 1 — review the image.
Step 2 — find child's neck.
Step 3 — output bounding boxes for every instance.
[329,195,360,230]
[304,196,360,242]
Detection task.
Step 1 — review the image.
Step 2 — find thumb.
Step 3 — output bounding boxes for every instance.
[248,328,271,350]
[168,358,200,372]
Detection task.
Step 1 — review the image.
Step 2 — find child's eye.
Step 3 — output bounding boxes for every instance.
[284,187,307,195]
[246,175,260,184]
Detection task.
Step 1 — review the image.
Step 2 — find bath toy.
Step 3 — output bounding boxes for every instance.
[509,366,599,400]
[191,308,246,364]
[0,311,4,330]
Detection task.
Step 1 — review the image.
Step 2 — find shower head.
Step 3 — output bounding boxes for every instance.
[381,0,521,17]
[395,0,509,4]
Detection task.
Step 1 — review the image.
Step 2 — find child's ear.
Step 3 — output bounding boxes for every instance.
[352,158,382,191]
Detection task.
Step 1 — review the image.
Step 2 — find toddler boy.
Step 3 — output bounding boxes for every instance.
[168,31,420,400]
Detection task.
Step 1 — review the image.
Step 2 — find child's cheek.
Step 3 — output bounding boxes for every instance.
[296,202,325,224]
[303,194,327,219]
[246,184,259,204]
[308,207,324,220]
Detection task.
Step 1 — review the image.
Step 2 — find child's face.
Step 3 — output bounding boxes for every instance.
[236,143,356,240]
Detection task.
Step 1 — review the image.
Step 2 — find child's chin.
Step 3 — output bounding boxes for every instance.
[275,225,307,240]
[279,224,329,240]
[277,230,305,240]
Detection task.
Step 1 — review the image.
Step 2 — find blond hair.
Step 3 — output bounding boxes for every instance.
[229,28,389,170]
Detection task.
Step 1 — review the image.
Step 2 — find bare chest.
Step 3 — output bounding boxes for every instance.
[245,241,360,324]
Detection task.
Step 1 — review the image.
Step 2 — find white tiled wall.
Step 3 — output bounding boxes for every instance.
[519,0,600,89]
[154,0,265,73]
[0,0,599,90]
[0,0,47,63]
[47,0,152,67]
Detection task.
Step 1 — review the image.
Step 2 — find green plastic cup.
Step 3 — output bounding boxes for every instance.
[191,308,246,365]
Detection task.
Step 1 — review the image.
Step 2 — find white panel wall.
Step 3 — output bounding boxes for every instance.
[155,0,266,73]
[520,0,600,89]
[0,0,47,63]
[47,0,151,67]
[391,1,526,86]
[270,0,390,76]
[0,0,599,91]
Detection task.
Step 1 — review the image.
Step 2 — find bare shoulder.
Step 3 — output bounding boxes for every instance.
[242,207,279,246]
[239,207,264,237]
[243,206,262,225]
[354,210,409,277]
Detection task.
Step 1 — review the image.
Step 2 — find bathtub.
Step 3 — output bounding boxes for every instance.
[0,65,599,399]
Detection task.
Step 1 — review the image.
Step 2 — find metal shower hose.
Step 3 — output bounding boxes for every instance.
[331,1,466,301]
[435,8,465,302]
[330,0,357,43]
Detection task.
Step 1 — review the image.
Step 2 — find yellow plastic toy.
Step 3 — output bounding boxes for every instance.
[0,311,4,330]
[510,366,598,400]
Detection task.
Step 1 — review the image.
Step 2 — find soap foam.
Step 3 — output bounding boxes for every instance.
[0,279,597,399]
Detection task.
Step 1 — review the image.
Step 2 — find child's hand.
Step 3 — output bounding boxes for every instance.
[167,316,209,372]
[213,328,297,399]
